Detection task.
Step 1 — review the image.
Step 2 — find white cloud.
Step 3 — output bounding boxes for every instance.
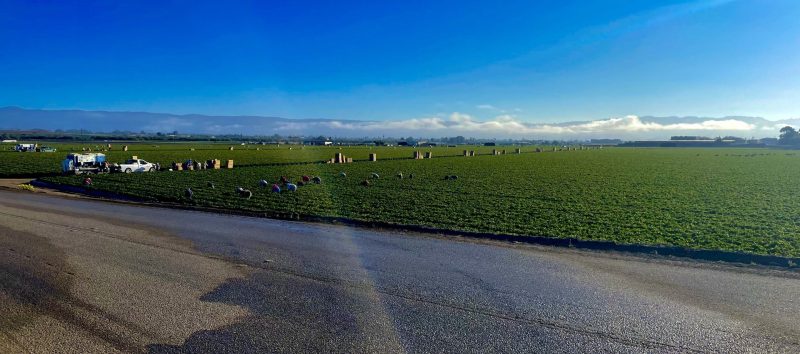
[276,114,760,138]
[476,104,497,110]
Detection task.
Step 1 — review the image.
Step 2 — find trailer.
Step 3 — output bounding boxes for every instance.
[62,153,110,174]
[14,143,37,152]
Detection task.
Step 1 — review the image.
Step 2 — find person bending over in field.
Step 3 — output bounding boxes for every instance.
[235,187,252,199]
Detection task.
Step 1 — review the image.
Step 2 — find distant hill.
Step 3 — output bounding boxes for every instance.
[1,107,796,139]
[0,106,356,136]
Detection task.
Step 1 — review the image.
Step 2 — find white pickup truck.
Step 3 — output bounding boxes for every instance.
[116,159,157,173]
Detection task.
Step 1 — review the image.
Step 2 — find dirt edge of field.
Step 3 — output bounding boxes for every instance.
[11,179,800,270]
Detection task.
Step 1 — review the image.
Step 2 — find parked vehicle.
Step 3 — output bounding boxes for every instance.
[115,159,157,173]
[62,153,110,174]
[14,143,37,152]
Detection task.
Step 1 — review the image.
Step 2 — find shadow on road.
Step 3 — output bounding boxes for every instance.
[147,269,401,353]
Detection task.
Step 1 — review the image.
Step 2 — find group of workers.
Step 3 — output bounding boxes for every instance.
[182,171,459,200]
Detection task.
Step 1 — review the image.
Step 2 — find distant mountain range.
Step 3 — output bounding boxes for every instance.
[0,106,351,135]
[1,106,797,140]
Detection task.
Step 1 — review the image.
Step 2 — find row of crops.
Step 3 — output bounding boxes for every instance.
[0,142,533,177]
[39,147,800,257]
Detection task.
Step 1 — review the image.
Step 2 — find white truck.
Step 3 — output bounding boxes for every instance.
[115,159,157,173]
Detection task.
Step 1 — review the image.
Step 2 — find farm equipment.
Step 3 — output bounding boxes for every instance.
[62,153,110,175]
[14,143,37,152]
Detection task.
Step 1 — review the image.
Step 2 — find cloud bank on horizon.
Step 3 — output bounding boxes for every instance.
[1,107,793,140]
[274,113,786,139]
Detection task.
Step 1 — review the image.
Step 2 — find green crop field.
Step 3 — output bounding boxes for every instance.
[35,147,800,257]
[0,142,515,177]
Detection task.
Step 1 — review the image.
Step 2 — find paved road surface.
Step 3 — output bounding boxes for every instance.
[1,190,799,353]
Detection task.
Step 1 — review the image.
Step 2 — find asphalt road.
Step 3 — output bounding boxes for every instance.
[1,190,799,353]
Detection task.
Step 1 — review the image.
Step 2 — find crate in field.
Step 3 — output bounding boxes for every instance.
[369,153,377,161]
[424,152,433,159]
[516,148,521,154]
[329,152,352,164]
[123,145,129,151]
[207,159,221,169]
[226,160,234,169]
[463,150,469,156]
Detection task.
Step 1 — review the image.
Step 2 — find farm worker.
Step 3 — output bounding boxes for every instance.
[280,176,289,184]
[259,179,269,187]
[235,187,252,199]
[397,172,403,179]
[287,183,298,192]
[185,188,193,200]
[207,181,215,189]
[312,176,321,184]
[83,177,92,186]
[302,175,310,182]
[361,179,370,187]
[339,172,347,177]
[271,184,281,193]
[371,172,380,179]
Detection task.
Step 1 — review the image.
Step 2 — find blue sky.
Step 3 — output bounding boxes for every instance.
[1,0,798,124]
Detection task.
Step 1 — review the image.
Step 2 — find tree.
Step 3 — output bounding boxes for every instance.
[779,126,798,145]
